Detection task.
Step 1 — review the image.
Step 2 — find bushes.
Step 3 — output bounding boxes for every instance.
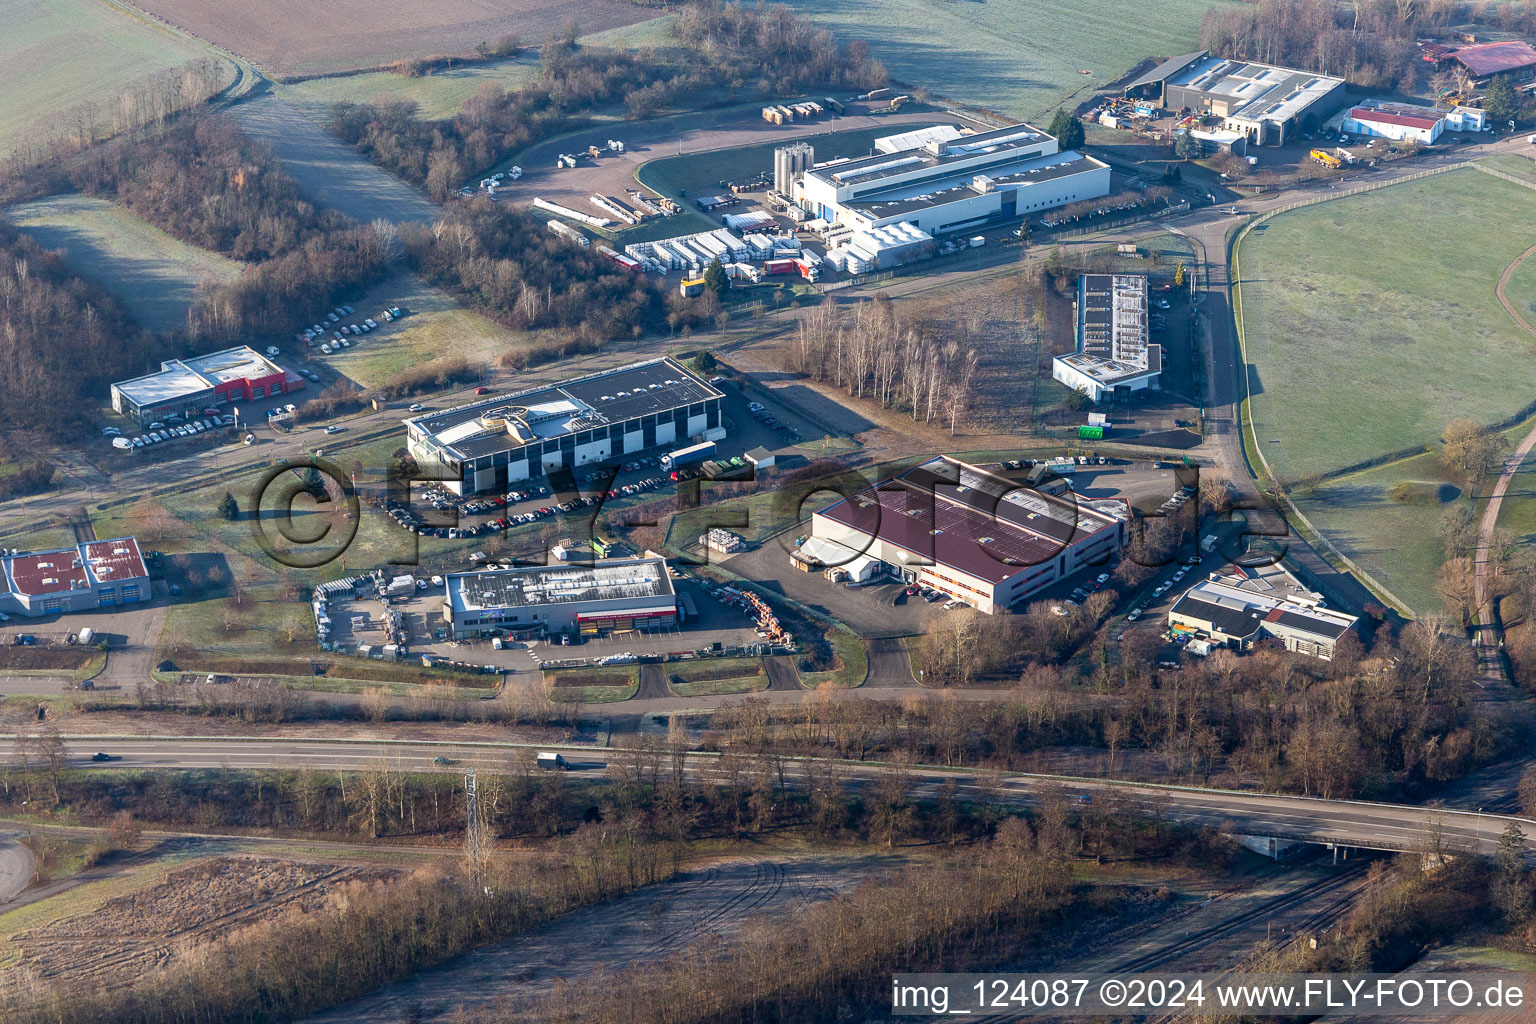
[331,2,888,197]
[403,203,668,337]
[0,460,57,500]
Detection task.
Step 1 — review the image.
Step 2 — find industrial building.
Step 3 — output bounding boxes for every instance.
[1342,100,1486,143]
[1422,39,1536,84]
[1122,50,1346,145]
[1052,274,1161,403]
[111,346,303,427]
[802,456,1129,613]
[406,357,724,496]
[1167,564,1358,661]
[774,142,814,195]
[443,557,677,638]
[796,122,1111,236]
[0,537,150,618]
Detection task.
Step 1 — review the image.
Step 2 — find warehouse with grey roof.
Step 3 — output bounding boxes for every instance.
[443,557,678,638]
[1123,50,1346,145]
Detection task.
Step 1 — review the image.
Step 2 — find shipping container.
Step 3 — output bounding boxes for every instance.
[1078,425,1104,440]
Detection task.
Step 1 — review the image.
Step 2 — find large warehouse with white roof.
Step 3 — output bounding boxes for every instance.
[796,122,1111,236]
[443,557,677,638]
[406,357,724,496]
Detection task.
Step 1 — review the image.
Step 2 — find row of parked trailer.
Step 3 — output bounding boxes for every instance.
[761,100,824,124]
[624,227,749,274]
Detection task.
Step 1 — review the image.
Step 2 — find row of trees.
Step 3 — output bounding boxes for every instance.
[1200,0,1460,92]
[0,220,156,429]
[785,295,981,432]
[4,59,230,172]
[332,2,888,199]
[700,609,1495,801]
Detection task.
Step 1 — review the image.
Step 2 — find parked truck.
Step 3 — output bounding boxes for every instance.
[661,440,716,471]
[1309,148,1342,169]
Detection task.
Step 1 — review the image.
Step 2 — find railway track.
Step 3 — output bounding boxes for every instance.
[966,863,1372,1024]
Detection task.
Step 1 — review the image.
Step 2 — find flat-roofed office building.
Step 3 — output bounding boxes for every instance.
[406,357,724,496]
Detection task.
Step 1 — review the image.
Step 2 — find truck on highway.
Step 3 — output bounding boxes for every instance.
[536,751,570,770]
[661,440,715,471]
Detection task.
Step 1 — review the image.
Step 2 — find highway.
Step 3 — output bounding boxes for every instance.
[41,735,1536,861]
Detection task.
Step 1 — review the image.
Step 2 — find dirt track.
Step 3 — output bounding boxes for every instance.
[301,853,888,1024]
[0,837,34,904]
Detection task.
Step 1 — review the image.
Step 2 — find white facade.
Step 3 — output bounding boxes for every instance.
[798,122,1111,236]
[1342,109,1443,144]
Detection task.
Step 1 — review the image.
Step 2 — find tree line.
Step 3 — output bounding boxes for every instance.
[0,220,156,429]
[402,201,671,339]
[703,609,1501,803]
[1197,0,1536,94]
[3,59,230,173]
[331,2,888,199]
[0,114,395,429]
[785,294,981,433]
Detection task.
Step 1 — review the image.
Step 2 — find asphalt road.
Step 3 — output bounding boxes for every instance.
[47,736,1536,861]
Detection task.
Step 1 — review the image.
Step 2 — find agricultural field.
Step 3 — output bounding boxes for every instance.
[774,0,1236,119]
[7,195,244,333]
[137,0,662,78]
[1238,169,1536,485]
[0,0,223,158]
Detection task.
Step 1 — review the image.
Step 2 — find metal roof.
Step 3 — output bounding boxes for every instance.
[407,358,721,463]
[1451,40,1536,77]
[815,457,1126,585]
[3,537,147,598]
[1121,50,1209,93]
[446,557,674,613]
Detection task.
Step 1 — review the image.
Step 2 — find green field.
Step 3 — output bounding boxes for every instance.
[276,59,542,122]
[775,0,1234,118]
[0,0,223,158]
[7,195,244,333]
[1239,169,1536,485]
[317,272,524,387]
[1480,152,1536,187]
[666,656,767,696]
[1290,452,1467,614]
[275,19,681,124]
